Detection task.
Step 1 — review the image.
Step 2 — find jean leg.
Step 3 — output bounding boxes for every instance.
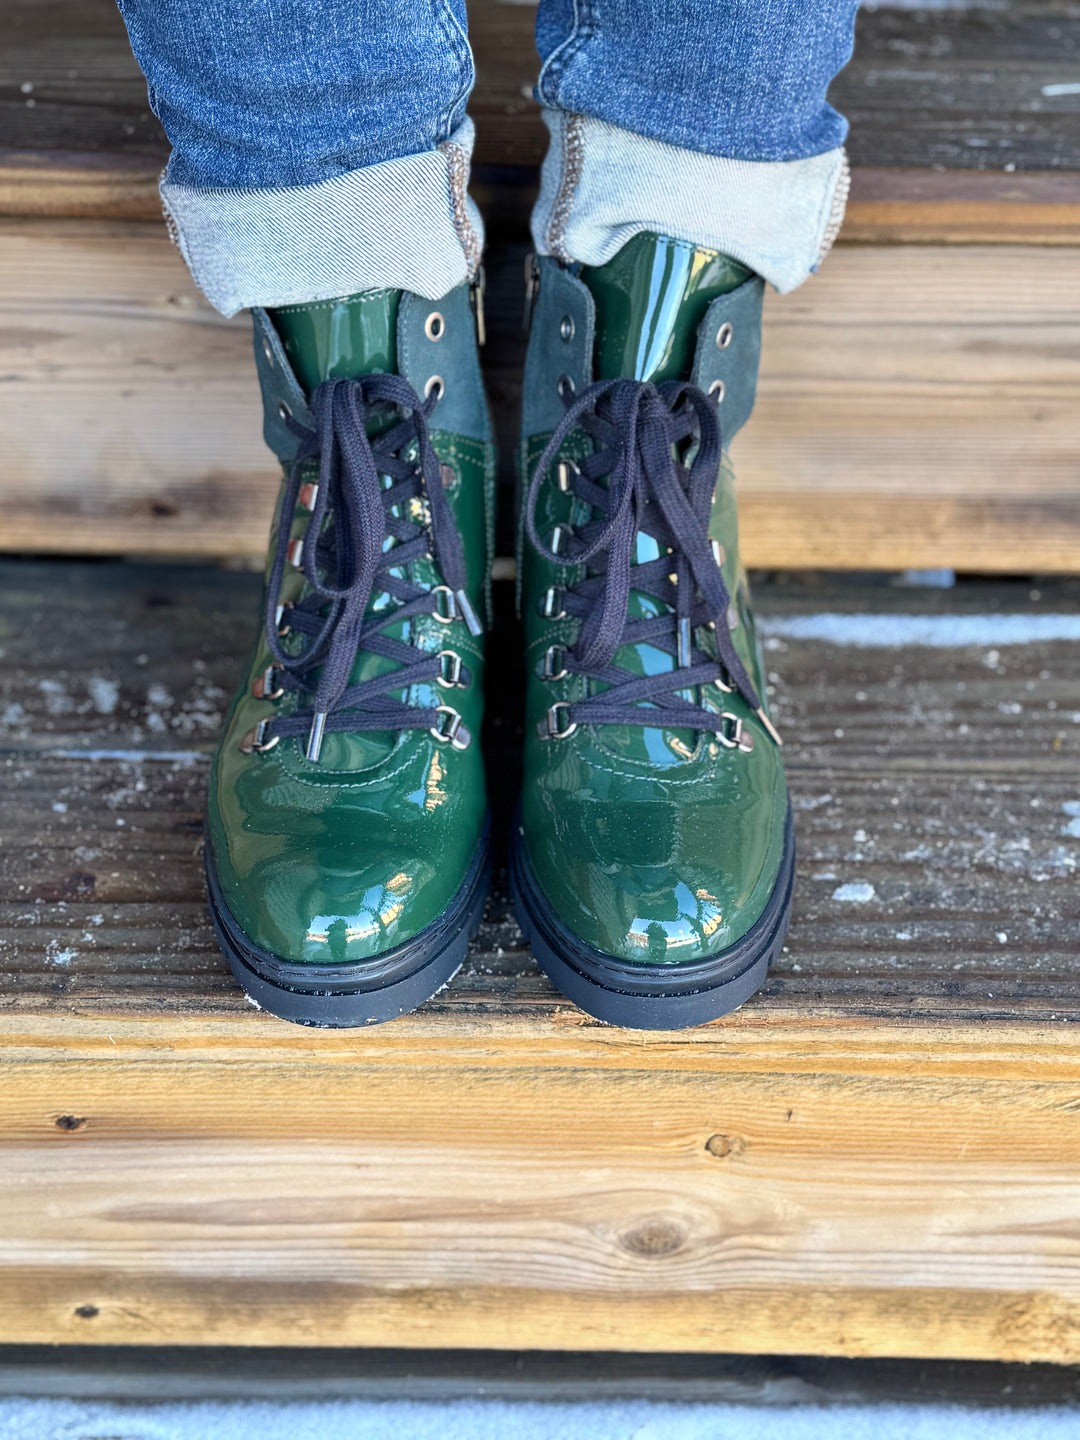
[532,0,860,290]
[115,0,481,313]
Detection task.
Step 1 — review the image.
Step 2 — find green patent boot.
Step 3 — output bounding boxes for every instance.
[512,233,793,1029]
[205,282,495,1026]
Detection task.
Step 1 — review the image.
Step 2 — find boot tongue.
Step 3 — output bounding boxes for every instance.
[266,290,410,771]
[579,232,749,385]
[577,234,750,766]
[268,290,401,395]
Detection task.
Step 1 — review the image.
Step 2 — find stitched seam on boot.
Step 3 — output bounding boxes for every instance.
[546,112,586,263]
[439,138,482,278]
[817,148,851,266]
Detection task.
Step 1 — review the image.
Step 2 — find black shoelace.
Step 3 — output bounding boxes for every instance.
[251,375,481,763]
[525,377,780,748]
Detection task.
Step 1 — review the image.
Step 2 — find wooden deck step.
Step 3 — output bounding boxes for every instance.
[1,0,1079,571]
[1,559,1078,1358]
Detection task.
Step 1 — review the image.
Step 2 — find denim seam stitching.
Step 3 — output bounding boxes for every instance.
[537,0,597,106]
[546,112,586,262]
[816,148,851,266]
[438,138,482,276]
[430,0,475,145]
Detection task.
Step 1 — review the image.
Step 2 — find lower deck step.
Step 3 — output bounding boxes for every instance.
[0,561,1077,1358]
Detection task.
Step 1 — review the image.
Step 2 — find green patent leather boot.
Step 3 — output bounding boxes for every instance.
[205,282,494,1026]
[512,233,793,1029]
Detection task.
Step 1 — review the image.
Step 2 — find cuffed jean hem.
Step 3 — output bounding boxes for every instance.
[160,119,483,316]
[531,111,849,294]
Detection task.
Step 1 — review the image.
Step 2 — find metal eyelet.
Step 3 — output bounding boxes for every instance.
[539,701,577,741]
[539,586,566,620]
[727,604,740,630]
[424,375,445,401]
[431,585,459,624]
[286,536,305,567]
[430,705,472,750]
[559,315,575,343]
[711,539,725,566]
[275,600,294,637]
[240,718,280,754]
[425,311,445,341]
[715,712,755,753]
[298,482,319,511]
[556,458,579,493]
[556,374,575,401]
[716,321,734,350]
[252,666,284,701]
[262,335,275,367]
[440,463,457,489]
[709,380,725,403]
[436,649,466,688]
[277,401,292,423]
[539,645,568,681]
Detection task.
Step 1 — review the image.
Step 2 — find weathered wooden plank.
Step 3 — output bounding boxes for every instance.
[5,0,1080,177]
[0,560,1078,1356]
[2,219,1078,571]
[3,0,1079,238]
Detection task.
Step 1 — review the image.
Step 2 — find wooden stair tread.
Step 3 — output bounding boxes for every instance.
[3,0,1080,240]
[1,217,1078,572]
[1,559,1079,1357]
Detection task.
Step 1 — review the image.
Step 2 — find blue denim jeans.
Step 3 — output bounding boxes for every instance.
[116,0,859,314]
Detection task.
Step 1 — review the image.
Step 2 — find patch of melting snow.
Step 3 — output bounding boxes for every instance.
[86,675,119,715]
[38,678,75,716]
[758,613,1080,648]
[44,941,78,967]
[832,882,876,904]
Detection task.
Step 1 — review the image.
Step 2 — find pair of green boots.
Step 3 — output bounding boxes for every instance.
[204,232,794,1031]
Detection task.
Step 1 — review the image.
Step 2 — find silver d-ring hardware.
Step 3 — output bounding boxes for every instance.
[431,705,471,750]
[431,585,459,624]
[556,373,575,401]
[715,712,755,753]
[711,539,725,566]
[252,666,284,701]
[540,701,577,741]
[539,586,566,620]
[240,718,280,754]
[424,375,445,401]
[559,315,575,343]
[424,311,445,341]
[436,649,465,688]
[709,379,726,403]
[540,645,568,681]
[286,535,305,568]
[262,335,275,367]
[277,401,292,423]
[556,458,579,493]
[298,481,319,511]
[275,600,294,637]
[439,463,457,489]
[716,321,734,350]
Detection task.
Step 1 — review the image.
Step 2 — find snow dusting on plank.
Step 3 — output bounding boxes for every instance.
[758,613,1080,649]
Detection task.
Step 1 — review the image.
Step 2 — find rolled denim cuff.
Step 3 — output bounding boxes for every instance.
[532,111,849,294]
[160,118,483,316]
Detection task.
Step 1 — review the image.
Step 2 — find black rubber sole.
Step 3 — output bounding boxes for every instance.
[205,818,491,1028]
[510,806,794,1030]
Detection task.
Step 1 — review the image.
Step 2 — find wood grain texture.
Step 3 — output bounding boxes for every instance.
[0,560,1077,1357]
[2,0,1079,237]
[2,218,1079,572]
